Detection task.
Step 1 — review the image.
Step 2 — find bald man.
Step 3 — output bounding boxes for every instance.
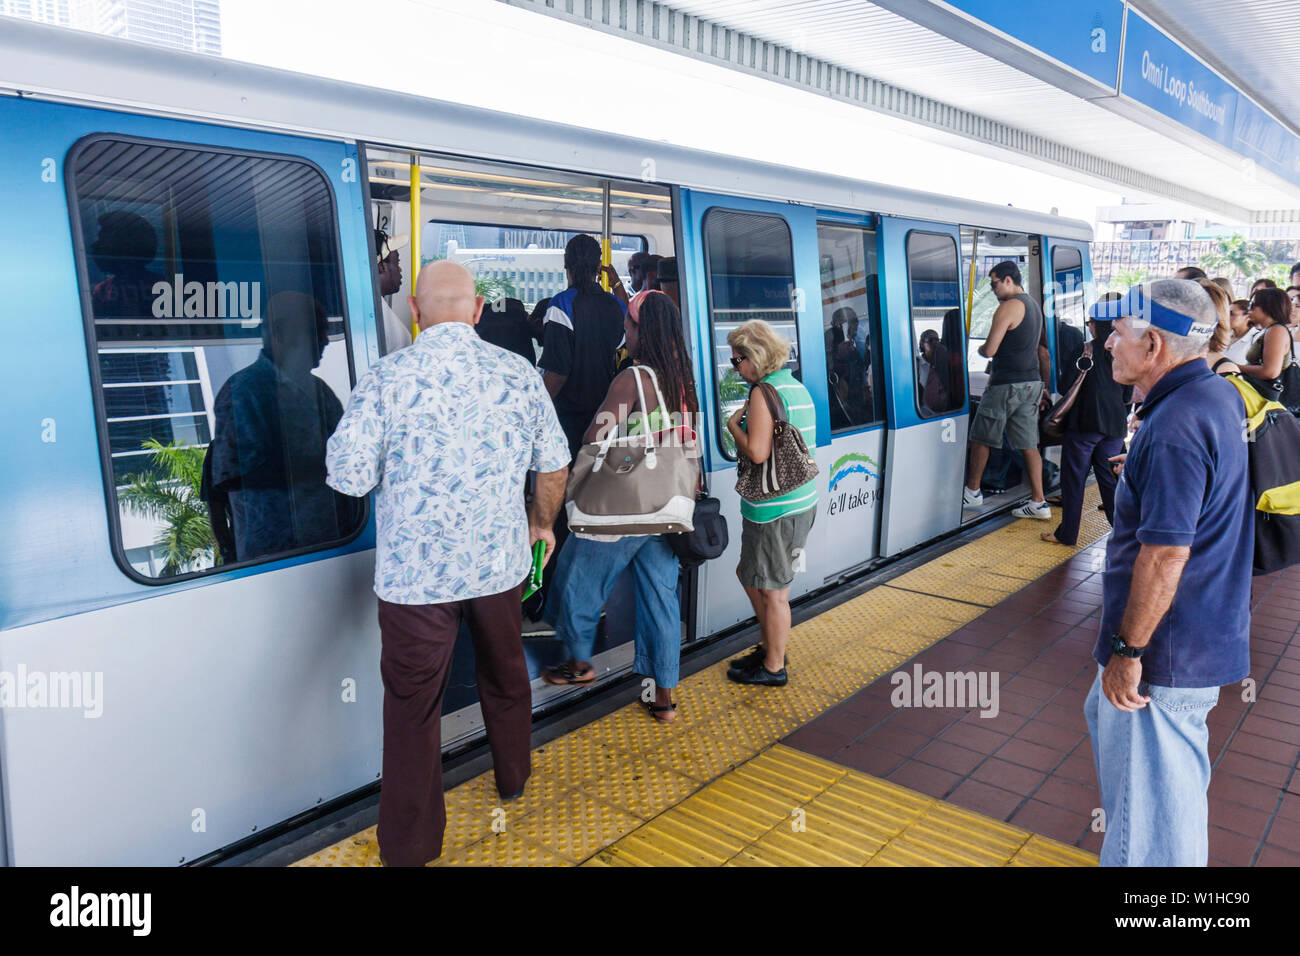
[327,260,571,866]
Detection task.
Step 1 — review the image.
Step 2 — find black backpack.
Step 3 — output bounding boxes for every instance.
[1225,374,1300,574]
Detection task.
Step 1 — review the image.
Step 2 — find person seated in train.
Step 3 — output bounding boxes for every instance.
[203,291,361,562]
[829,307,867,424]
[542,292,697,722]
[374,228,411,353]
[725,320,818,687]
[87,209,167,319]
[656,256,680,307]
[476,295,539,365]
[918,328,951,416]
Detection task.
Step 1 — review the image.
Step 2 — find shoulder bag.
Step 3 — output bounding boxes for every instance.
[1039,342,1092,446]
[735,382,819,502]
[565,365,700,537]
[666,472,729,568]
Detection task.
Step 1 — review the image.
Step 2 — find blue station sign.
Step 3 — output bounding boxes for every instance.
[941,0,1124,91]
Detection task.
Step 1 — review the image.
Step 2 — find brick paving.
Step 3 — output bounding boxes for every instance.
[783,540,1300,866]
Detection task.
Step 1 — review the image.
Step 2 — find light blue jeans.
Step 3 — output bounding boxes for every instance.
[544,534,682,688]
[1084,666,1220,866]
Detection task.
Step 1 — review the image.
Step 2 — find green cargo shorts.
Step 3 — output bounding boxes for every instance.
[738,508,816,591]
[970,381,1044,450]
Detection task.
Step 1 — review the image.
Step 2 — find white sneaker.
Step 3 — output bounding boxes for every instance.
[1013,500,1052,520]
[962,486,984,508]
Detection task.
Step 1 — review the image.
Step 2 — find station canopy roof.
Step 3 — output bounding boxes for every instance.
[515,0,1300,222]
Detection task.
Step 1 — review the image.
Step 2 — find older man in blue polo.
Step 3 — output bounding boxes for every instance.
[1086,279,1252,867]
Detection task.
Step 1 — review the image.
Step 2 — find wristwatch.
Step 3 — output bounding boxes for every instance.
[1110,633,1145,659]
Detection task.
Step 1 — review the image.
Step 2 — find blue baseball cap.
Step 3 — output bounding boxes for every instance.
[1089,286,1215,337]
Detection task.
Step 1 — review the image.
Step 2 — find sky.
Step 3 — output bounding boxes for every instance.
[218,0,1130,226]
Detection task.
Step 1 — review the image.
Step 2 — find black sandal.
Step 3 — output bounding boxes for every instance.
[542,661,596,686]
[642,699,677,724]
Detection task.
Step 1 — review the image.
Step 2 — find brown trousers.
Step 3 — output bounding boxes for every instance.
[376,583,531,866]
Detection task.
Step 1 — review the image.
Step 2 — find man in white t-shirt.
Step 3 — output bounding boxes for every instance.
[376,229,412,353]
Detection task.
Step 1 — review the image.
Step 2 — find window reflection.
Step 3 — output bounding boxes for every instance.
[72,138,363,579]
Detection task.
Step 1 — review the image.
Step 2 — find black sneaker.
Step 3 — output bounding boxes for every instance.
[727,660,788,687]
[728,645,786,672]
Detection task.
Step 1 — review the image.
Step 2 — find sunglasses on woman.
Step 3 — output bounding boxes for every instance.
[730,355,747,369]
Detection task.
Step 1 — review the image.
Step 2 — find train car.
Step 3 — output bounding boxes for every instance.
[0,19,1093,865]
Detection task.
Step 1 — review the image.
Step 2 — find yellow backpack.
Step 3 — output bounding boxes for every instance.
[1224,373,1300,573]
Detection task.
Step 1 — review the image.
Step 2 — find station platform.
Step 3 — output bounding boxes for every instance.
[292,488,1300,867]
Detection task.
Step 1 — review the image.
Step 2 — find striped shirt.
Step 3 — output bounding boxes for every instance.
[740,369,818,523]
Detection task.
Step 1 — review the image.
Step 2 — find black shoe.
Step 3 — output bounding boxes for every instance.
[728,645,786,672]
[727,660,788,686]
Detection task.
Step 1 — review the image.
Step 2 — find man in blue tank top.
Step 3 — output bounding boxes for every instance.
[963,261,1050,519]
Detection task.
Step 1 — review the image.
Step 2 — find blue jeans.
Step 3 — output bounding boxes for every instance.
[544,534,682,689]
[1084,666,1219,866]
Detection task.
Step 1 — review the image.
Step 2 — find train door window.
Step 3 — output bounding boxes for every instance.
[703,209,799,458]
[365,149,674,362]
[905,231,965,418]
[817,223,883,431]
[68,136,364,582]
[1050,245,1087,389]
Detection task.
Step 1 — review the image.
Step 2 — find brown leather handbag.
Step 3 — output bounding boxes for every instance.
[735,383,819,502]
[1040,342,1093,445]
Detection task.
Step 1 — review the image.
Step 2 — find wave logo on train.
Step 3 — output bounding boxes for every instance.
[827,452,881,517]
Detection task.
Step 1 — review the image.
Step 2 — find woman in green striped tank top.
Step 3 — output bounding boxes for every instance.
[725,320,818,687]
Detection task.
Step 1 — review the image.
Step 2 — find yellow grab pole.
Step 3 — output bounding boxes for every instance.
[600,180,612,290]
[965,229,979,334]
[409,155,422,341]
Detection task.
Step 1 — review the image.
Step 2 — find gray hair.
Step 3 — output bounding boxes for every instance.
[1129,279,1215,360]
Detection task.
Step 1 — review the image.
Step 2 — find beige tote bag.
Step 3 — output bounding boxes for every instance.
[565,366,699,537]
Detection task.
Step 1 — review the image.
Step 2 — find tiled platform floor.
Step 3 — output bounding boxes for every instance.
[784,543,1300,867]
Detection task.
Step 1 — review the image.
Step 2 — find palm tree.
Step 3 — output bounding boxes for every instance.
[1109,267,1149,292]
[1200,234,1269,283]
[118,439,216,575]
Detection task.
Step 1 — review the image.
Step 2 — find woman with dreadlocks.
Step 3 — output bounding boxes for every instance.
[542,291,699,724]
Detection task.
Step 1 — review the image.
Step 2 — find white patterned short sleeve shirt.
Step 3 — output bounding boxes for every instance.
[326,321,571,604]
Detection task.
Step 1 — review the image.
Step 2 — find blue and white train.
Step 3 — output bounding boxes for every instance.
[0,19,1093,864]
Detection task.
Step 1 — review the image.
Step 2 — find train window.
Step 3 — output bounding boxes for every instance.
[68,136,364,582]
[905,231,965,418]
[366,149,675,358]
[817,224,884,432]
[422,222,645,313]
[1050,245,1087,391]
[703,209,800,458]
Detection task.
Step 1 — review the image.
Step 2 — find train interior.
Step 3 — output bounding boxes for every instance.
[364,147,679,742]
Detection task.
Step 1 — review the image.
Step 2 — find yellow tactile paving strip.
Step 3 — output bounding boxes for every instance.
[294,490,1108,867]
[588,747,1096,867]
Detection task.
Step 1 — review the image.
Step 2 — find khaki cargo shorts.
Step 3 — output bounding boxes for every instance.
[738,508,816,591]
[970,381,1043,450]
